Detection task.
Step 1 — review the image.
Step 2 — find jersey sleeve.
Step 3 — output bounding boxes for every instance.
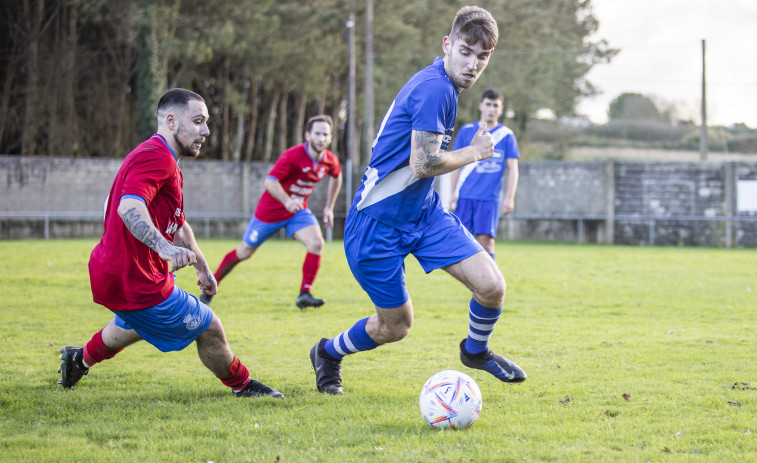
[503,133,520,159]
[120,150,175,205]
[407,79,455,134]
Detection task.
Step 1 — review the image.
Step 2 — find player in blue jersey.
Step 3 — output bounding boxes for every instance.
[449,88,520,258]
[309,6,526,395]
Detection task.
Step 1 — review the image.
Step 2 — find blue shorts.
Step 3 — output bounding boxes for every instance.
[455,198,500,237]
[242,209,318,247]
[344,207,484,308]
[112,286,214,352]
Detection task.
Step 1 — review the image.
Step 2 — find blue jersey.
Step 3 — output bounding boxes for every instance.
[452,121,519,203]
[352,57,459,232]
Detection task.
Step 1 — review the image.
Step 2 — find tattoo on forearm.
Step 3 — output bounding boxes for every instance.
[121,207,169,253]
[413,131,445,176]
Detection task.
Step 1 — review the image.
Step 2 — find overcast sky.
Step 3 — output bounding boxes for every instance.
[577,0,757,127]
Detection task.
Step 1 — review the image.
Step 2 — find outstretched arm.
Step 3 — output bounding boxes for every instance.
[501,158,519,215]
[174,222,217,296]
[117,197,196,272]
[449,169,461,212]
[323,171,343,229]
[410,123,494,178]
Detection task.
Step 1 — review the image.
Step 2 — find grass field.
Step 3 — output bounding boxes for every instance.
[1,239,755,462]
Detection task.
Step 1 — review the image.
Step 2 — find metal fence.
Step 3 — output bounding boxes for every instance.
[3,210,757,247]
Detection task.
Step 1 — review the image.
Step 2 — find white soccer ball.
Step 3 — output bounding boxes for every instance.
[419,369,482,430]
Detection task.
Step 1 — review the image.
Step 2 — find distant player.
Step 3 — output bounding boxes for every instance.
[57,88,283,398]
[309,6,526,396]
[449,88,520,258]
[202,115,342,309]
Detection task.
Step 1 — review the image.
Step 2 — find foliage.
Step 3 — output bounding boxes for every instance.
[0,0,614,161]
[1,239,756,461]
[608,92,670,123]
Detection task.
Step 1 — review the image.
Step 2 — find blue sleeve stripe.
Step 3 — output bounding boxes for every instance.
[120,194,146,204]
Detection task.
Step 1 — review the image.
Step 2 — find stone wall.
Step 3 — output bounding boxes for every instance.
[2,155,756,247]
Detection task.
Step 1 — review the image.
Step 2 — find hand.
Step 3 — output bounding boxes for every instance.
[323,207,334,229]
[470,123,494,161]
[501,198,515,216]
[196,264,218,296]
[285,197,304,214]
[159,244,197,272]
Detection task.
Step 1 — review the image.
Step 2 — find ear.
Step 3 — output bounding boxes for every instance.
[442,35,452,55]
[165,112,177,131]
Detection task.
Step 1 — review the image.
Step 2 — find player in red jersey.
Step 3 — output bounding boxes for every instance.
[202,114,342,309]
[57,88,283,398]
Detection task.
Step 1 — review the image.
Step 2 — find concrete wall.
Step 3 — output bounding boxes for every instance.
[2,155,756,246]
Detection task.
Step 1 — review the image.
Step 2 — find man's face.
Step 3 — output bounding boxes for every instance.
[442,35,494,90]
[172,100,210,158]
[479,97,503,125]
[305,121,332,156]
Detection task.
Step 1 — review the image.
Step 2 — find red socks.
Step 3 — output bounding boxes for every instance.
[218,356,250,391]
[214,249,241,283]
[301,252,321,292]
[82,330,122,367]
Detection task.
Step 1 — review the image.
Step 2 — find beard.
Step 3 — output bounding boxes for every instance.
[174,129,201,158]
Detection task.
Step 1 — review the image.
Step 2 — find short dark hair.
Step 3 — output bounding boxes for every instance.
[157,88,204,116]
[481,88,503,102]
[306,114,334,133]
[450,6,498,50]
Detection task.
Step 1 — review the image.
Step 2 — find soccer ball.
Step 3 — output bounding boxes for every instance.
[419,370,482,430]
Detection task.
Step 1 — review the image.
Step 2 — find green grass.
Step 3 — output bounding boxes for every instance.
[1,239,755,462]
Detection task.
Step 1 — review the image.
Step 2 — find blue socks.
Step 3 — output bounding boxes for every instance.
[463,298,502,354]
[324,317,378,360]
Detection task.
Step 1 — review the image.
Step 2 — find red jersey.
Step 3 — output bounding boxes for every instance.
[89,134,185,311]
[254,143,341,223]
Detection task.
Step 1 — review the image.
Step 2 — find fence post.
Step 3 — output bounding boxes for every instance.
[724,162,736,248]
[605,161,615,244]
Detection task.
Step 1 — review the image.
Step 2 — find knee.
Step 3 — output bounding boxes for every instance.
[377,317,412,344]
[383,323,411,343]
[307,237,324,254]
[475,277,506,307]
[236,245,255,260]
[199,317,227,344]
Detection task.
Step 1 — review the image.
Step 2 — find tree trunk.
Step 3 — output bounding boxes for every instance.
[21,0,45,156]
[263,87,281,162]
[276,87,289,156]
[220,58,231,161]
[294,93,307,145]
[0,59,18,150]
[232,110,244,162]
[244,75,260,162]
[61,1,78,156]
[136,2,163,141]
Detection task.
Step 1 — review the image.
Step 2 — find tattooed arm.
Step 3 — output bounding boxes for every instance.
[174,222,218,296]
[117,197,197,272]
[409,123,495,178]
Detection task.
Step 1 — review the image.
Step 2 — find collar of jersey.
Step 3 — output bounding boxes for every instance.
[303,142,324,167]
[152,134,178,161]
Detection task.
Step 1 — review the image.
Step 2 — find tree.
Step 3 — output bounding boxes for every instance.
[608,92,668,123]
